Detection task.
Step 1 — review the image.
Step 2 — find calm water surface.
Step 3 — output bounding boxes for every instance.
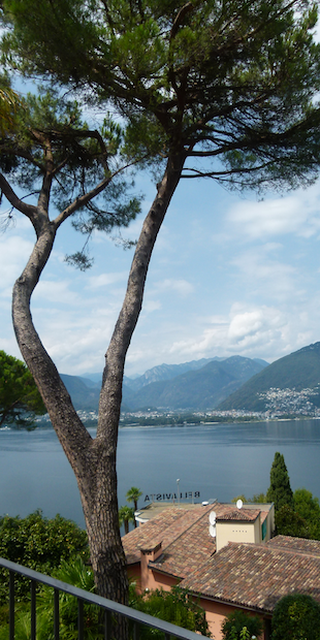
[0,420,319,528]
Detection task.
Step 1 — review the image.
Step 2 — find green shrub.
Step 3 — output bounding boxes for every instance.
[0,561,210,640]
[0,557,100,640]
[271,593,320,640]
[130,585,210,638]
[0,511,88,603]
[221,609,263,640]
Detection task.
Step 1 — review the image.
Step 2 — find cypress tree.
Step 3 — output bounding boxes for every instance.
[267,452,294,511]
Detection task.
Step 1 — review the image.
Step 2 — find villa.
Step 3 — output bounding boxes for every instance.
[122,501,320,639]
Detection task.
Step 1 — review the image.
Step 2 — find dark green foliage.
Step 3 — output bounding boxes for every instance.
[126,486,143,511]
[0,350,45,428]
[0,563,209,639]
[275,489,320,540]
[3,0,320,193]
[275,504,309,538]
[266,452,294,512]
[130,585,210,638]
[119,505,135,534]
[293,488,320,539]
[0,511,88,603]
[0,73,22,137]
[276,489,320,539]
[271,593,320,640]
[221,609,263,640]
[0,88,141,267]
[0,556,99,640]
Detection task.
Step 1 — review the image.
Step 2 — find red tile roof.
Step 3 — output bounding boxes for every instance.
[180,540,320,613]
[267,535,320,556]
[122,503,261,577]
[216,509,260,522]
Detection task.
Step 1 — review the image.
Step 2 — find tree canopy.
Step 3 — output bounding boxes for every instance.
[271,593,320,640]
[2,0,320,622]
[119,505,135,535]
[0,350,45,427]
[221,609,263,640]
[276,487,320,539]
[126,486,143,526]
[2,0,320,194]
[266,452,294,512]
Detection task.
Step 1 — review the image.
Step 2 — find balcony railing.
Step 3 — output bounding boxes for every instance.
[0,556,207,640]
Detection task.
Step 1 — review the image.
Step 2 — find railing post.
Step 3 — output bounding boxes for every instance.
[78,597,84,640]
[9,570,14,640]
[133,620,140,640]
[0,557,207,640]
[104,609,112,640]
[30,580,36,640]
[54,587,60,640]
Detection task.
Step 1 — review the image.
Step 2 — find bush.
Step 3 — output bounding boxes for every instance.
[221,609,263,640]
[0,556,100,640]
[275,504,309,538]
[271,593,320,640]
[0,510,88,603]
[130,585,210,638]
[0,564,210,640]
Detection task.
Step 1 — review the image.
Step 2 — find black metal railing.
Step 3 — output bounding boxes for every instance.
[0,556,207,640]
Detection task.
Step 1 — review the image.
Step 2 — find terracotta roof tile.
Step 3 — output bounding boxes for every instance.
[123,503,253,574]
[150,508,216,578]
[180,541,320,613]
[123,508,188,565]
[267,535,320,556]
[217,509,260,522]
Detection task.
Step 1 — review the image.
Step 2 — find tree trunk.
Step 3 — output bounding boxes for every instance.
[11,150,185,634]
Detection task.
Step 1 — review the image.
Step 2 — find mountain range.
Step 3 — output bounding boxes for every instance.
[61,355,268,412]
[59,342,320,413]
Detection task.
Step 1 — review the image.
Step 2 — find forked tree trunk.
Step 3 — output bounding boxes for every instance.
[11,151,185,634]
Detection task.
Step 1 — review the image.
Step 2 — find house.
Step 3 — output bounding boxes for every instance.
[123,503,320,638]
[122,501,275,638]
[181,536,320,639]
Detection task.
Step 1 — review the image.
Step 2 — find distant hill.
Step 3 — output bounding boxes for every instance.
[60,374,100,411]
[218,342,320,412]
[60,355,268,412]
[122,356,267,410]
[123,357,221,392]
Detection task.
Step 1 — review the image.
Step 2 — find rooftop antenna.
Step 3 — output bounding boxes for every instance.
[236,499,243,510]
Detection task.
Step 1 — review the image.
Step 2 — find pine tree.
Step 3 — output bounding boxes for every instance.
[267,452,294,511]
[2,0,320,618]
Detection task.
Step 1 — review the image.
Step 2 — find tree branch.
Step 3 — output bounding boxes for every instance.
[0,173,37,219]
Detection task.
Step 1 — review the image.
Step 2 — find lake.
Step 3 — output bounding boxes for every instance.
[0,419,319,528]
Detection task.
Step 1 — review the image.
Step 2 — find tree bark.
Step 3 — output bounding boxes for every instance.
[11,150,185,633]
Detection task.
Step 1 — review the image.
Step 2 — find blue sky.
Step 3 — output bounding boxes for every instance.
[1,156,320,378]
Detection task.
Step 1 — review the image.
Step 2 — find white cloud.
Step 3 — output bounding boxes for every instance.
[154,278,194,297]
[86,271,128,289]
[0,235,34,289]
[227,307,284,348]
[166,304,288,366]
[142,299,162,313]
[32,280,81,304]
[227,188,320,239]
[231,247,298,299]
